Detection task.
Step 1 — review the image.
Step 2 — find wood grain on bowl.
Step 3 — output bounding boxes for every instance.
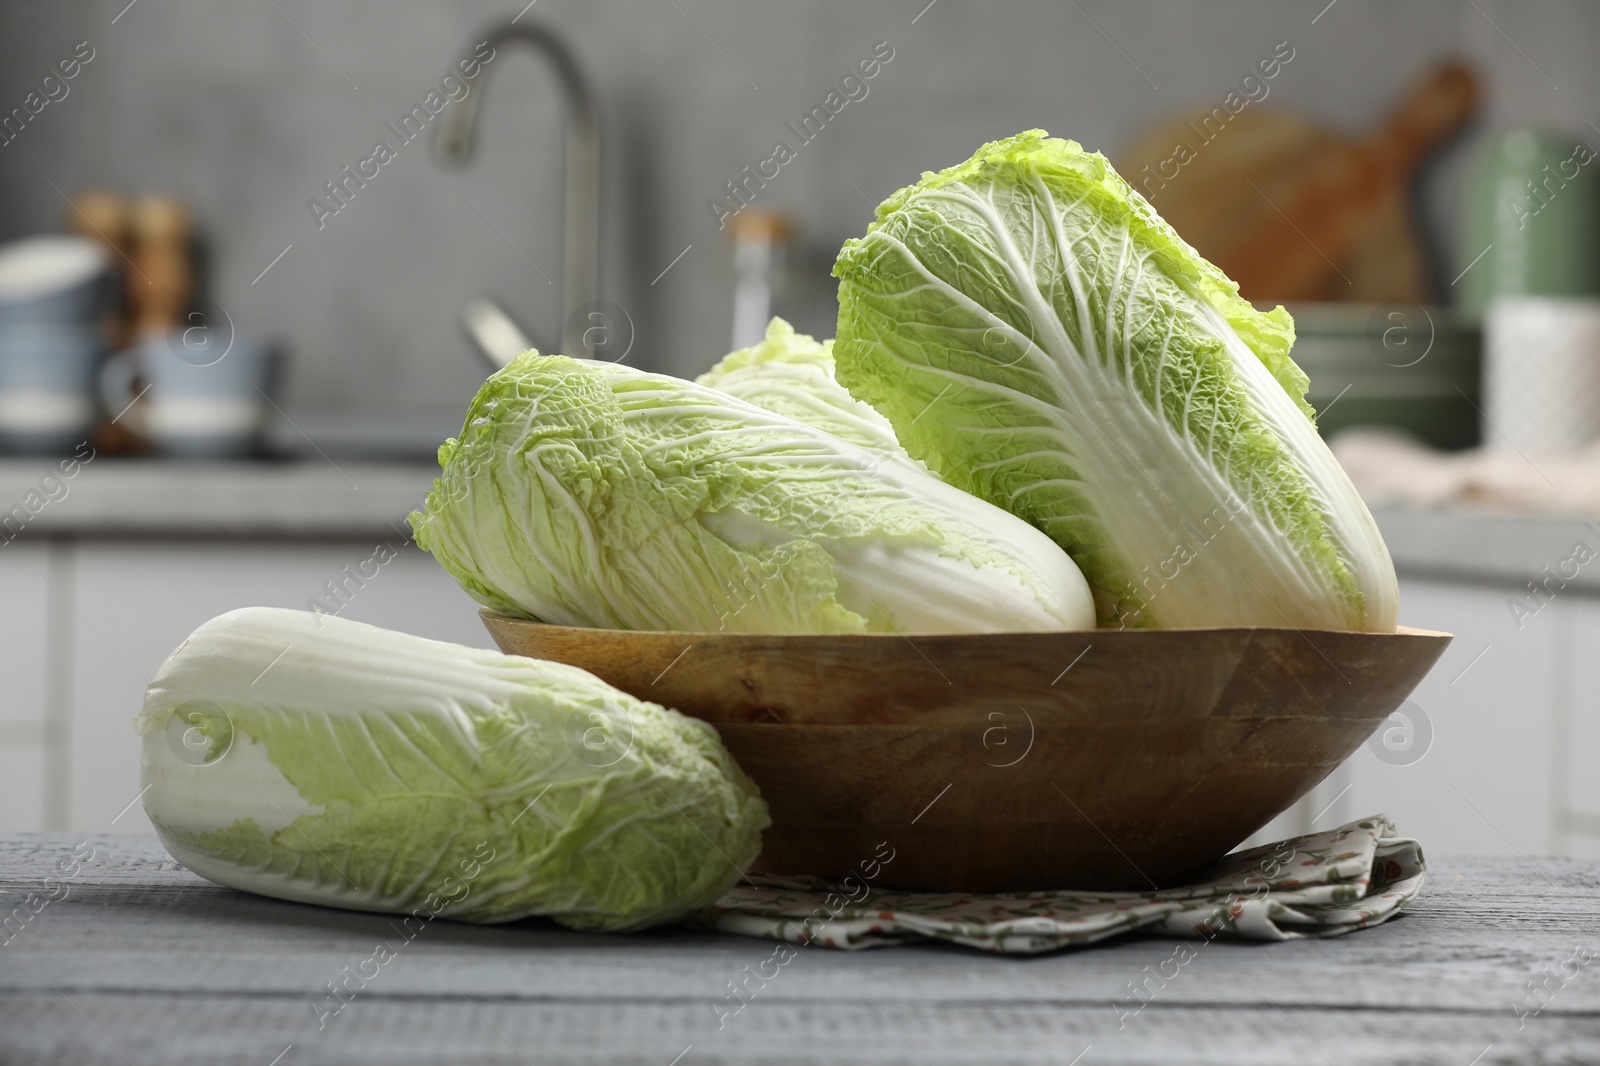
[483,612,1451,893]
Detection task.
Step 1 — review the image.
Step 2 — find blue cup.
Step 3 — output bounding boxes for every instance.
[0,237,111,454]
[0,236,113,323]
[0,321,104,453]
[102,329,280,458]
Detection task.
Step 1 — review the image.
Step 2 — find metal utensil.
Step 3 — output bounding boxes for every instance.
[460,297,533,369]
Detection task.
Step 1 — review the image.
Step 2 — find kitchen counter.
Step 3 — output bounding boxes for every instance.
[1372,504,1600,593]
[1,834,1596,1065]
[0,458,436,538]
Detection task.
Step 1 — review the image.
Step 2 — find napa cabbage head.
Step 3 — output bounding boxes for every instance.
[833,130,1398,632]
[409,352,1093,634]
[137,607,769,932]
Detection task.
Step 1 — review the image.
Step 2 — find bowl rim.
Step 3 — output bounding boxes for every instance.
[479,609,1450,643]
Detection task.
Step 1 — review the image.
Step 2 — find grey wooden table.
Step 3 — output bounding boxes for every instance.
[1,835,1597,1065]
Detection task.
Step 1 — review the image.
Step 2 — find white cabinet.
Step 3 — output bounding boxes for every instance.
[0,543,55,831]
[17,533,1600,861]
[1559,599,1600,852]
[0,746,48,833]
[58,539,493,835]
[1341,577,1559,856]
[0,542,52,726]
[1255,575,1599,860]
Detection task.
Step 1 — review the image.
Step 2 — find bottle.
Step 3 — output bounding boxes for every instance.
[1458,128,1600,320]
[727,209,794,352]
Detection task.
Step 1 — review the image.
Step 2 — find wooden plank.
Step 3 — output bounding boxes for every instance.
[3,994,1600,1066]
[2,834,1598,1066]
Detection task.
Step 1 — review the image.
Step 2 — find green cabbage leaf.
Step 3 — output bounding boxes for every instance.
[697,317,914,464]
[833,130,1398,631]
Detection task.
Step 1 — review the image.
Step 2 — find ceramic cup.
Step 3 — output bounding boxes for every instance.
[103,330,279,458]
[1483,296,1600,455]
[0,236,112,454]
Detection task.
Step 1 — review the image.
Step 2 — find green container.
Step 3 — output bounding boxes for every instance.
[1458,129,1600,320]
[1286,303,1481,451]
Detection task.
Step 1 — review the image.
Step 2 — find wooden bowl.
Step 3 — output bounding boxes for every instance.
[483,611,1451,892]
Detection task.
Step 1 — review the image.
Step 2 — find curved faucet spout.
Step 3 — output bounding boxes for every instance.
[435,20,599,361]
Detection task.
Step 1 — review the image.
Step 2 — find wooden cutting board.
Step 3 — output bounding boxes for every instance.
[1118,61,1479,304]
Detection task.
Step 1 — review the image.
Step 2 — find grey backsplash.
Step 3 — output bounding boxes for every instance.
[0,0,1593,432]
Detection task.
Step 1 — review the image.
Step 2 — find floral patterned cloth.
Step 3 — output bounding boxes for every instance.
[688,815,1423,954]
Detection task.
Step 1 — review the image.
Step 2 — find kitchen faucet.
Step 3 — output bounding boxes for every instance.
[434,19,599,365]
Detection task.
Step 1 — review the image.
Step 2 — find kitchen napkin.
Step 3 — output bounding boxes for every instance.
[1331,426,1600,517]
[688,814,1422,954]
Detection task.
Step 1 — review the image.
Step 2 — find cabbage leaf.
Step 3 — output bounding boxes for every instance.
[833,130,1398,632]
[697,317,913,464]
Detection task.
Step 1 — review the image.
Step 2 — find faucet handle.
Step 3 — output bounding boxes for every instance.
[461,297,536,370]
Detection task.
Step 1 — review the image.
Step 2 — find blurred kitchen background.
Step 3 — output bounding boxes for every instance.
[1,0,1598,864]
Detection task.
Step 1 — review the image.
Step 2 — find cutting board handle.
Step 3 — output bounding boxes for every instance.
[1377,60,1480,167]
